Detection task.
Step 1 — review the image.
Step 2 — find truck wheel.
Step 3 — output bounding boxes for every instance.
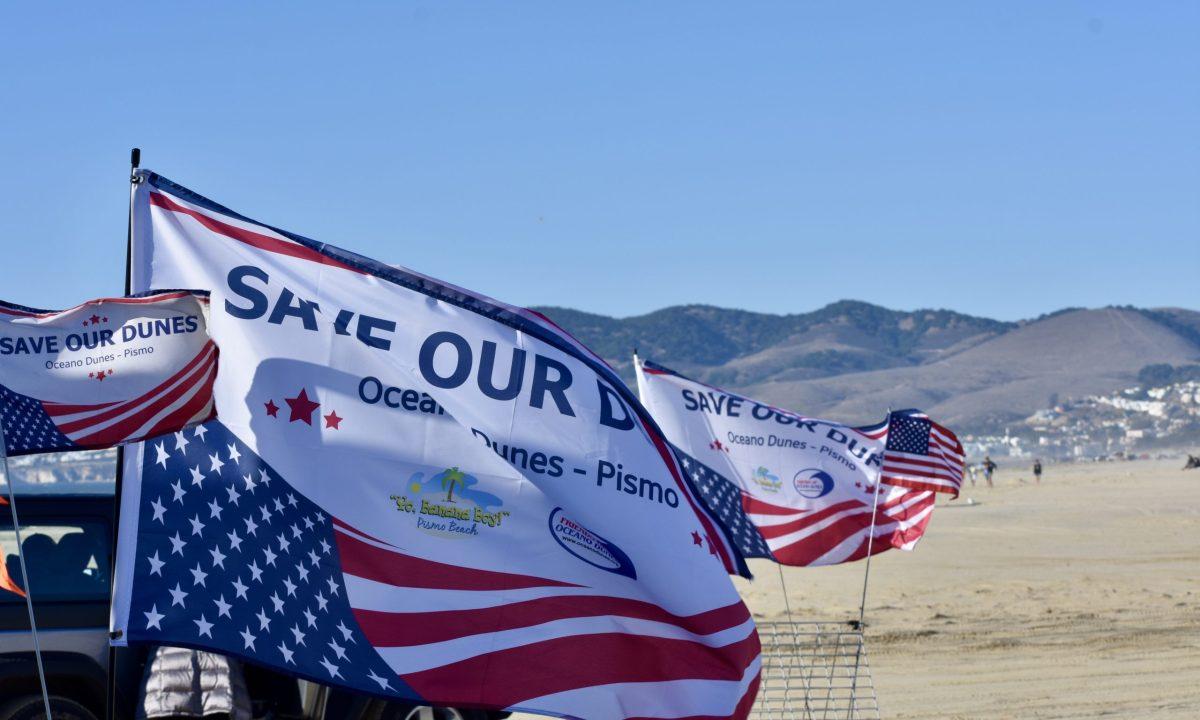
[0,696,99,720]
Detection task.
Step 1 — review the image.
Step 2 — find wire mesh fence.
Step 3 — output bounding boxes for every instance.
[750,621,881,720]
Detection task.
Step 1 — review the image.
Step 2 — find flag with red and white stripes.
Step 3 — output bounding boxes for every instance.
[110,169,759,718]
[0,292,216,456]
[635,358,951,567]
[881,411,965,497]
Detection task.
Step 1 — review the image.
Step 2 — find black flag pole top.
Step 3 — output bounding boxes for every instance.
[108,147,141,720]
[125,148,140,295]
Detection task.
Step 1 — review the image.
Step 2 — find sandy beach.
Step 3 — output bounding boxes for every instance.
[734,459,1200,719]
[510,459,1200,719]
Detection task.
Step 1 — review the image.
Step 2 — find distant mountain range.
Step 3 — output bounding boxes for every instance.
[532,301,1200,433]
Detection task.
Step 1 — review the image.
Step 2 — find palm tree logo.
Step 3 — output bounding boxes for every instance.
[441,467,466,503]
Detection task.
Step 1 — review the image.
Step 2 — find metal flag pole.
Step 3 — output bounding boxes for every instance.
[0,415,55,719]
[856,486,884,627]
[855,407,892,627]
[106,147,140,720]
[847,408,892,717]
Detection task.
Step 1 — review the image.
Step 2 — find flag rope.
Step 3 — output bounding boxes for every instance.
[0,413,54,718]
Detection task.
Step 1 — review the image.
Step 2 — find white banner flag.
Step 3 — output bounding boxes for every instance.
[0,292,215,455]
[110,171,759,719]
[635,357,941,567]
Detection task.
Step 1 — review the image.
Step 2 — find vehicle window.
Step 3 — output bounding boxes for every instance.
[0,448,117,496]
[0,521,110,602]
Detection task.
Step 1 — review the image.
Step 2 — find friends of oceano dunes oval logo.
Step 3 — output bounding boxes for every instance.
[548,507,637,579]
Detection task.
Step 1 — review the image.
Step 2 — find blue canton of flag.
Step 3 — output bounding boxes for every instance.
[125,420,417,700]
[673,449,773,560]
[885,414,932,454]
[0,383,76,455]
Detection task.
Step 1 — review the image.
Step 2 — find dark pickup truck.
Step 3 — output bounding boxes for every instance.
[0,494,503,720]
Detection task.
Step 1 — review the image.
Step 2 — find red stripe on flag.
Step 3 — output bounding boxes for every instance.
[882,476,959,495]
[754,500,866,541]
[48,343,215,426]
[882,464,959,482]
[884,453,956,473]
[36,399,124,415]
[139,363,219,441]
[336,525,580,592]
[401,629,761,709]
[884,469,960,487]
[740,494,805,516]
[148,192,364,275]
[627,672,761,720]
[770,492,933,565]
[354,596,751,648]
[69,349,217,446]
[332,517,399,548]
[770,509,888,565]
[753,487,919,542]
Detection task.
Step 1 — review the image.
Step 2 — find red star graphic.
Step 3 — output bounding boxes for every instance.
[284,388,320,425]
[89,314,102,325]
[95,372,106,382]
[102,316,108,323]
[323,411,343,430]
[691,531,703,546]
[264,400,279,418]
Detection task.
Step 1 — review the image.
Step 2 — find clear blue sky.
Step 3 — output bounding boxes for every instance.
[1,3,1196,321]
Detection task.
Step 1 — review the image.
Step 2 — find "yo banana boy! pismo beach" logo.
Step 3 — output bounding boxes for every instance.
[390,466,510,539]
[750,466,783,493]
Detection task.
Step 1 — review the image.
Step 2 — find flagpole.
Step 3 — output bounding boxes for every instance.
[106,146,140,720]
[855,407,891,628]
[0,416,54,719]
[848,408,891,716]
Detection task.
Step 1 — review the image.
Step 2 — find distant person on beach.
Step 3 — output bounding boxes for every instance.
[967,463,979,486]
[983,456,996,488]
[1033,459,1043,484]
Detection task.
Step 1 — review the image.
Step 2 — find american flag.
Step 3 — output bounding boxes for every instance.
[0,294,216,456]
[125,420,761,715]
[0,383,75,455]
[676,450,773,560]
[124,421,409,697]
[678,448,936,567]
[881,410,965,496]
[636,359,948,568]
[44,342,216,448]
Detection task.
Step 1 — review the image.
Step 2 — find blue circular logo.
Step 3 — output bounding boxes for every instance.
[548,507,637,579]
[792,468,835,499]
